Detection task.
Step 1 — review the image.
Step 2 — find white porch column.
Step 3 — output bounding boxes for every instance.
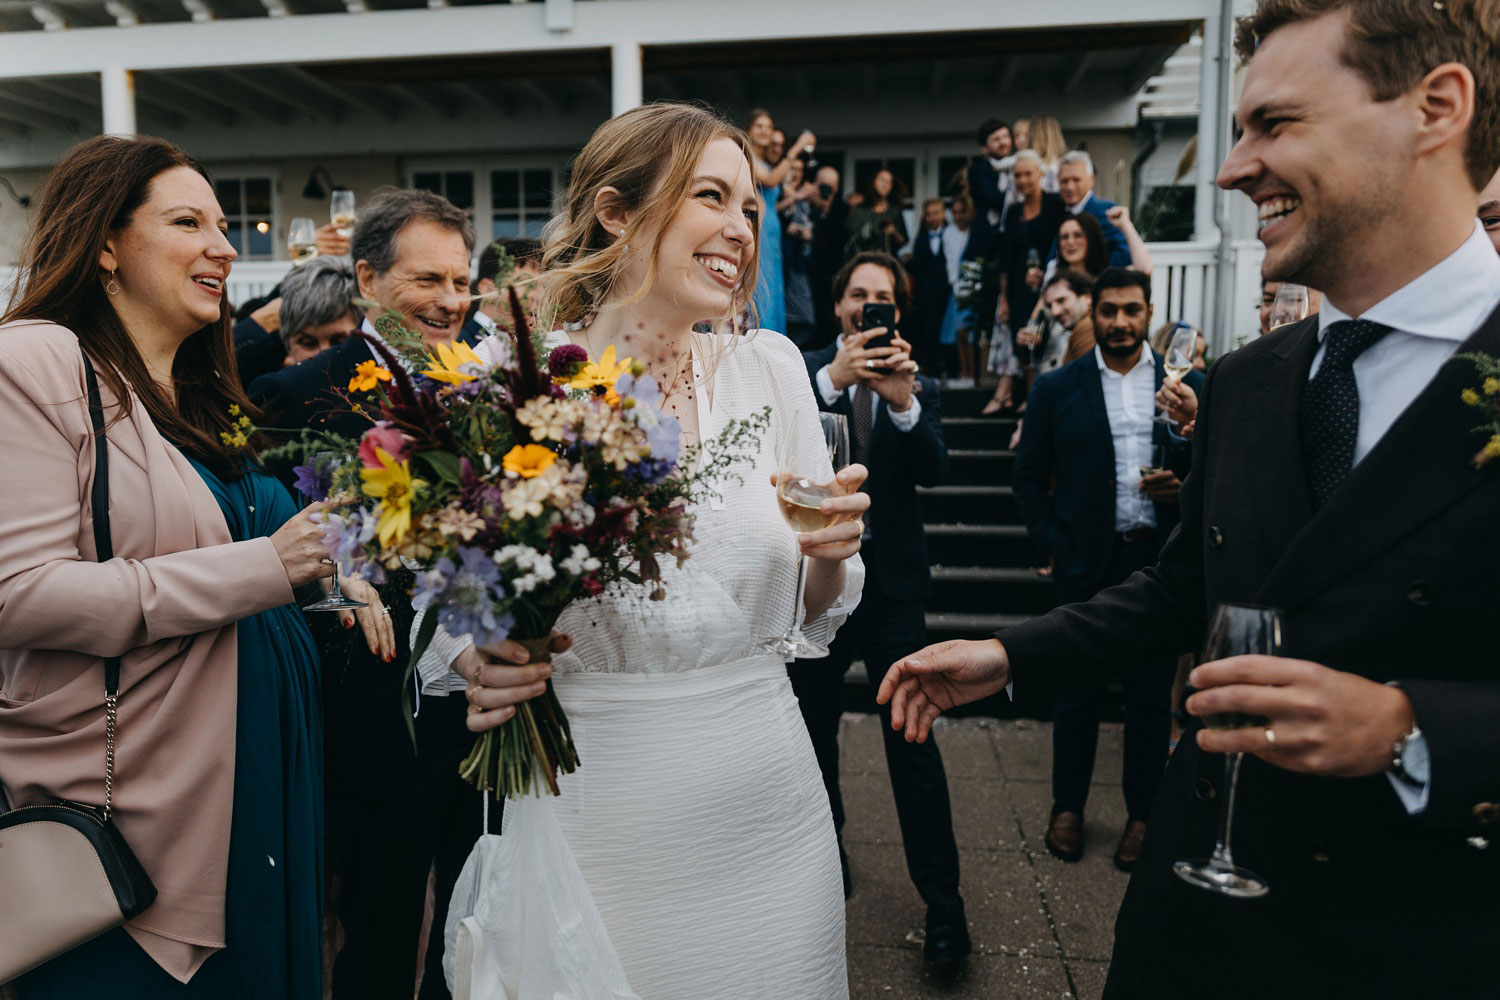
[100,65,136,136]
[611,40,642,118]
[1193,15,1222,243]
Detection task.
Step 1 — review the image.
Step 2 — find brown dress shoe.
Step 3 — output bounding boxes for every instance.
[1113,819,1148,872]
[1044,811,1084,862]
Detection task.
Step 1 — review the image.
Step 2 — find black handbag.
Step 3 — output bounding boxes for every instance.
[0,348,158,985]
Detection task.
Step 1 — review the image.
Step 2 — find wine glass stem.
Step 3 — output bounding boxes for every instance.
[329,563,345,600]
[790,553,810,635]
[1210,751,1246,870]
[1157,373,1180,421]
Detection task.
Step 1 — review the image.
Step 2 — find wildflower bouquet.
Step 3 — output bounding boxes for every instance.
[295,291,766,798]
[1457,352,1500,468]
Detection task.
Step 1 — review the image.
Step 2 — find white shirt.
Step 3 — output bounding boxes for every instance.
[1313,221,1500,814]
[941,226,971,289]
[1067,190,1093,216]
[926,227,943,259]
[814,334,923,431]
[1094,346,1157,532]
[1315,221,1500,466]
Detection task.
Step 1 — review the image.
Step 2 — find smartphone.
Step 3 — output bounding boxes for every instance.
[860,302,897,353]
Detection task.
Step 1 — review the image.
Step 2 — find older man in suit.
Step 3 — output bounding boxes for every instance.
[1052,151,1130,269]
[1012,268,1204,871]
[250,188,487,1000]
[879,2,1500,996]
[789,251,969,968]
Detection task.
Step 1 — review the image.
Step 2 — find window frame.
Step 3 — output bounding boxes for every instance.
[210,167,283,262]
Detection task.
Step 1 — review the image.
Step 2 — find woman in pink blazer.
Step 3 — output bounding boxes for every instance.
[0,137,388,998]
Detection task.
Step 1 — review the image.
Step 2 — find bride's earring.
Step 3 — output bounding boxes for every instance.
[105,270,120,296]
[617,229,628,252]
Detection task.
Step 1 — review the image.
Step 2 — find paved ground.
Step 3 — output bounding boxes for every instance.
[840,713,1132,1000]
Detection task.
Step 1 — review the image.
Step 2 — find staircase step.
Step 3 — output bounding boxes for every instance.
[941,416,1016,451]
[925,522,1036,567]
[930,566,1055,614]
[946,448,1014,486]
[917,484,1017,525]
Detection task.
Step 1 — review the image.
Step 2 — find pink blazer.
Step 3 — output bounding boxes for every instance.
[0,320,296,982]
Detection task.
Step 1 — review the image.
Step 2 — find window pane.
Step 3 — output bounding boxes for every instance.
[938,156,969,197]
[215,179,242,215]
[523,216,548,238]
[523,169,551,211]
[248,224,272,258]
[413,171,442,195]
[491,170,520,210]
[225,221,244,254]
[244,177,272,216]
[446,171,474,211]
[492,215,521,238]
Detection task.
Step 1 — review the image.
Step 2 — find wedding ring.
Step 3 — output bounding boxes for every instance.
[1264,728,1278,751]
[379,607,391,616]
[865,359,876,370]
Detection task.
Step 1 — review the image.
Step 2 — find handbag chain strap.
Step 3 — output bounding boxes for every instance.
[81,348,122,822]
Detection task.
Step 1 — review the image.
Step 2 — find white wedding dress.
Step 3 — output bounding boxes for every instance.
[444,330,860,1000]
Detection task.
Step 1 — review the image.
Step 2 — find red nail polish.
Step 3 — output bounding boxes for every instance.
[343,619,354,628]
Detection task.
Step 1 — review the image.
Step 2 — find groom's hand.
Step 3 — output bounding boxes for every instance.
[1187,656,1414,777]
[877,638,1012,743]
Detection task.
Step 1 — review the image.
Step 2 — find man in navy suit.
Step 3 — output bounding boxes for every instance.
[789,251,969,968]
[250,188,487,1000]
[908,197,952,371]
[1053,151,1131,268]
[1011,268,1204,870]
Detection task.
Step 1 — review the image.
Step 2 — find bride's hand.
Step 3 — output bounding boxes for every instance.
[800,463,869,562]
[462,631,574,733]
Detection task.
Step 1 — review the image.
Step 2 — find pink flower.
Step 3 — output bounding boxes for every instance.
[359,422,411,469]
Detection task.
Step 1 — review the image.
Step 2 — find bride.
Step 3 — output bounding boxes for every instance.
[440,102,868,998]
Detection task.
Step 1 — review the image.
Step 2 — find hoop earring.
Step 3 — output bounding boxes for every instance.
[105,271,120,296]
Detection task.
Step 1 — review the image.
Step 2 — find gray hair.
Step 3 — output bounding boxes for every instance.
[278,255,360,347]
[1011,149,1045,172]
[350,186,475,277]
[1059,150,1095,176]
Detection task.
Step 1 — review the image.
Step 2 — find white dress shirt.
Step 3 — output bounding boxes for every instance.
[941,225,971,289]
[926,226,943,259]
[1313,220,1500,813]
[1067,190,1093,216]
[814,334,923,431]
[1095,346,1157,532]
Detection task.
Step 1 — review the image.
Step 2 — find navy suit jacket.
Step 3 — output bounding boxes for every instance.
[802,343,949,602]
[1047,194,1131,270]
[1011,348,1203,588]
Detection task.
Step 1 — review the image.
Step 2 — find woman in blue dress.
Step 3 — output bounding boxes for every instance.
[746,110,816,335]
[1,135,392,999]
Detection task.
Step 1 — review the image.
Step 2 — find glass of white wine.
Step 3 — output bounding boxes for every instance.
[1154,322,1199,424]
[330,189,357,240]
[1173,602,1281,899]
[288,216,317,265]
[756,411,850,660]
[1267,283,1311,331]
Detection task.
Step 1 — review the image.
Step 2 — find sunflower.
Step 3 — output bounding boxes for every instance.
[349,360,393,393]
[422,340,486,385]
[502,443,557,479]
[566,345,634,404]
[360,447,423,548]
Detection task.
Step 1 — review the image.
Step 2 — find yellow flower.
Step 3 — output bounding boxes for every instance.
[422,340,485,385]
[349,360,393,393]
[1462,388,1482,407]
[503,443,557,479]
[360,447,422,548]
[566,344,634,403]
[1487,434,1500,458]
[1485,377,1500,397]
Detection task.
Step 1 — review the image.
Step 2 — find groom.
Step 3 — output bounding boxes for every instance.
[879,2,1500,997]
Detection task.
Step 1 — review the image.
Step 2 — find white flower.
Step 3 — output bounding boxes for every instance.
[560,544,602,576]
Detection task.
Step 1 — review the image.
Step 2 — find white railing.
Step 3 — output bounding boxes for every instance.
[2,243,1267,355]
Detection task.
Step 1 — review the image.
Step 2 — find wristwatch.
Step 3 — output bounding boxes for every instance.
[1389,725,1431,786]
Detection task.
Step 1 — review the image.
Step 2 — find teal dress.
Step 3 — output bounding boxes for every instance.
[18,462,324,999]
[753,158,786,335]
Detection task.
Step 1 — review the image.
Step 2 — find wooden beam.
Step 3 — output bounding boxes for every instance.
[516,78,563,113]
[134,73,241,125]
[282,66,398,120]
[928,60,948,100]
[996,56,1022,96]
[386,82,452,118]
[1061,51,1096,94]
[0,83,91,128]
[220,68,340,121]
[452,81,513,116]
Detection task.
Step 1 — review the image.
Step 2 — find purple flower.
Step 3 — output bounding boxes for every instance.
[320,508,385,585]
[429,546,514,647]
[616,373,682,466]
[547,343,589,381]
[292,452,338,502]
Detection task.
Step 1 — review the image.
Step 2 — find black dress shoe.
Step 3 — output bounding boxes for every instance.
[922,901,972,965]
[1045,810,1085,863]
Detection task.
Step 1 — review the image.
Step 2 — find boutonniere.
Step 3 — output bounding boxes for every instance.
[1454,352,1500,468]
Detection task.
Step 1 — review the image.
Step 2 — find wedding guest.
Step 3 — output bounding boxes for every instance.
[0,135,389,999]
[1259,278,1324,336]
[1053,151,1131,268]
[909,196,951,369]
[881,2,1500,995]
[747,109,816,335]
[249,187,489,1000]
[846,167,910,259]
[808,165,851,342]
[988,150,1067,411]
[1026,114,1069,192]
[277,254,360,366]
[968,117,1015,231]
[791,250,969,969]
[460,236,542,344]
[452,101,869,999]
[938,194,996,386]
[779,156,820,346]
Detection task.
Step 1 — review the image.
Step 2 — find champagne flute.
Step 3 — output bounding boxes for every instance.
[756,410,850,660]
[1173,602,1281,898]
[1267,283,1311,331]
[287,216,317,265]
[1154,322,1199,424]
[330,189,357,239]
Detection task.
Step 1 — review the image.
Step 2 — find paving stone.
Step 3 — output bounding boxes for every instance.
[1064,958,1112,1000]
[846,946,1077,1000]
[990,719,1053,781]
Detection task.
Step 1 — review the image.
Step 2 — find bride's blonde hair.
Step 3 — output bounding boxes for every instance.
[539,102,761,334]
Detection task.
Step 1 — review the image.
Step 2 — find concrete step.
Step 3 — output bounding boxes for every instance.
[925,523,1036,567]
[917,484,1017,525]
[946,447,1014,486]
[930,566,1055,615]
[940,415,1016,451]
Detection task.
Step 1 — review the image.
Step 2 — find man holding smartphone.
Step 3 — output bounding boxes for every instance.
[790,252,970,971]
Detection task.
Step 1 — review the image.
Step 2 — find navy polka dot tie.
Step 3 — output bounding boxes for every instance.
[1301,318,1391,507]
